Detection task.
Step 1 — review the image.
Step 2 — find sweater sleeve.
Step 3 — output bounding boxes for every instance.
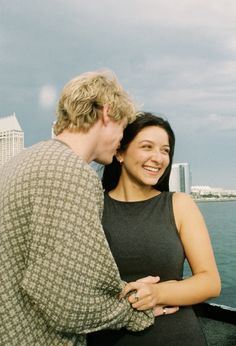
[21,159,154,334]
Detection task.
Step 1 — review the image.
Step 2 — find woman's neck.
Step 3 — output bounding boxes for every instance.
[109,180,160,202]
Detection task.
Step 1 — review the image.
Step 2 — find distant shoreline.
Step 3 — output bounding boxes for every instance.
[194,198,236,203]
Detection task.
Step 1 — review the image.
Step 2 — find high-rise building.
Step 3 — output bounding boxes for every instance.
[0,113,24,166]
[169,163,191,193]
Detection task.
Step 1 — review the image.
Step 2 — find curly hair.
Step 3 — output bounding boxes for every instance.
[54,69,137,135]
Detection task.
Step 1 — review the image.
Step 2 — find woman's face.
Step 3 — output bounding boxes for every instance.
[119,126,170,188]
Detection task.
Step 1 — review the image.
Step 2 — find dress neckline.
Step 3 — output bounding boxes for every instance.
[105,191,164,204]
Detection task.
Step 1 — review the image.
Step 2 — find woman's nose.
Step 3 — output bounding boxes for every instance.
[151,150,163,162]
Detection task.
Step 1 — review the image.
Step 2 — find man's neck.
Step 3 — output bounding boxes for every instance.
[56,126,99,163]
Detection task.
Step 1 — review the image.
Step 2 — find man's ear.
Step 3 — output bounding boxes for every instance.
[101,104,110,126]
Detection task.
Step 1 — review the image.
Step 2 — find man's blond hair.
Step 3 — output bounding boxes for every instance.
[54,69,137,135]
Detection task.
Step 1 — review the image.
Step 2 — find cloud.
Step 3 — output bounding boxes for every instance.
[38,85,57,109]
[173,112,236,135]
[203,113,236,131]
[69,0,236,33]
[1,0,236,188]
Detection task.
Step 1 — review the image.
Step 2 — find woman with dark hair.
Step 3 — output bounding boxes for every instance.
[88,112,221,346]
[102,112,175,192]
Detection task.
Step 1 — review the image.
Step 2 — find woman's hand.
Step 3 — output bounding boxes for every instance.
[120,275,160,301]
[122,280,160,310]
[153,305,179,317]
[120,277,179,316]
[136,275,160,284]
[121,277,159,310]
[121,279,177,310]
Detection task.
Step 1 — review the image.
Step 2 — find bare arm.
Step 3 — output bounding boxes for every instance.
[121,193,221,309]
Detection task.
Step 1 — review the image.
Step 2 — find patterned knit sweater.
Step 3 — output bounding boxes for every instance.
[0,139,154,346]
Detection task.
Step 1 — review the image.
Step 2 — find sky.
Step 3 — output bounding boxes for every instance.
[0,0,236,189]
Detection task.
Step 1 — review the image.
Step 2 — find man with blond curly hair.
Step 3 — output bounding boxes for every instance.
[0,69,156,346]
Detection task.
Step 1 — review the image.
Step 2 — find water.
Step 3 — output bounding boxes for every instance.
[184,200,236,308]
[91,163,236,307]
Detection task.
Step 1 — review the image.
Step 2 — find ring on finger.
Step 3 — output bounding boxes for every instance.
[134,293,139,302]
[163,307,167,315]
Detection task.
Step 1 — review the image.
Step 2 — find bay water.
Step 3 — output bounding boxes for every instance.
[184,200,236,308]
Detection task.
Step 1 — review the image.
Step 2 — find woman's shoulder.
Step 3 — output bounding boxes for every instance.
[172,192,197,211]
[172,193,200,232]
[173,191,194,202]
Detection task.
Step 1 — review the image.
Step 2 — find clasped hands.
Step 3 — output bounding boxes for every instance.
[120,276,179,317]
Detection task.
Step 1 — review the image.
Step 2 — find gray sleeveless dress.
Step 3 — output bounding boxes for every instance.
[87,192,207,345]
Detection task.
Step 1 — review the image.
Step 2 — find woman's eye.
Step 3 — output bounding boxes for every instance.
[142,145,152,149]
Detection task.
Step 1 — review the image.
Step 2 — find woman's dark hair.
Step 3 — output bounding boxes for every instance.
[102,112,175,192]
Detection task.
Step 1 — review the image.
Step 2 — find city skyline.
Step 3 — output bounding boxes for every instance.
[1,111,236,193]
[1,1,236,189]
